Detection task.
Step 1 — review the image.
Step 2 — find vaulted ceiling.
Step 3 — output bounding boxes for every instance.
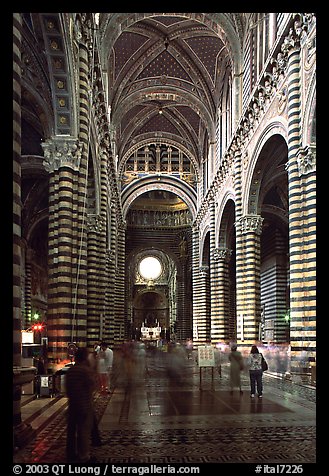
[97,13,245,176]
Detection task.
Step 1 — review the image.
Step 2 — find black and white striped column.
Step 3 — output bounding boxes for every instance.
[283,21,316,374]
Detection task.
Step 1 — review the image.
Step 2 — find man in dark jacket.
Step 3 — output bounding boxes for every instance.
[65,347,96,463]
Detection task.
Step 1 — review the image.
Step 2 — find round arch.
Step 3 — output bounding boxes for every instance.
[244,119,288,215]
[215,191,235,248]
[121,175,197,220]
[119,136,201,182]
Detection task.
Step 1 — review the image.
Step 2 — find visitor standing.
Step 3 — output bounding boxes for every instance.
[97,341,113,393]
[247,344,264,398]
[65,347,96,463]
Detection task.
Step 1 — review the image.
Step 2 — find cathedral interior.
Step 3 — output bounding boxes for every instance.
[13,13,316,465]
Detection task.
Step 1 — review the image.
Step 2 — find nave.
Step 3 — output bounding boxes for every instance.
[13,349,316,465]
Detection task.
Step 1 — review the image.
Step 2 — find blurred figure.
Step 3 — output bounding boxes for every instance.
[228,344,244,395]
[135,342,147,382]
[185,338,193,359]
[214,346,222,378]
[247,344,264,398]
[167,342,186,384]
[97,342,113,393]
[87,348,102,446]
[66,347,96,463]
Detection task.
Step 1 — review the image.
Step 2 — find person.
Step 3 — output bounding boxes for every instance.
[65,347,96,463]
[97,341,113,393]
[228,343,244,394]
[87,347,103,446]
[247,344,264,398]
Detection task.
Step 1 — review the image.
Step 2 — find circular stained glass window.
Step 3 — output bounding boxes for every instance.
[139,256,162,280]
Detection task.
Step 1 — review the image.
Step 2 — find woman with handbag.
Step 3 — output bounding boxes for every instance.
[247,345,265,398]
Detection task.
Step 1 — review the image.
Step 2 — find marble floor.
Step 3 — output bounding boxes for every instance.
[13,350,316,465]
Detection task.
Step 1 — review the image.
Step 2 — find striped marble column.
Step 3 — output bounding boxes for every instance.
[106,199,117,345]
[192,225,203,345]
[13,12,24,437]
[198,265,210,342]
[13,12,22,369]
[212,247,232,342]
[86,214,103,347]
[236,215,263,345]
[24,249,33,328]
[114,223,126,346]
[94,141,110,346]
[208,199,218,344]
[72,15,93,348]
[282,20,316,374]
[233,147,246,344]
[42,138,83,359]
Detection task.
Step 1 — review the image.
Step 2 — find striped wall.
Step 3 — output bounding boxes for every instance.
[261,228,289,343]
[192,225,207,345]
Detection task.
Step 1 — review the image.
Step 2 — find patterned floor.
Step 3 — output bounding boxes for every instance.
[13,350,316,465]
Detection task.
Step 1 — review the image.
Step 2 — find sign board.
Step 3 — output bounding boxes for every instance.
[237,314,244,341]
[22,330,34,344]
[198,345,215,367]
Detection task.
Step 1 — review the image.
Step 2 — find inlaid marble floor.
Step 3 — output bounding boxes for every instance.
[13,351,316,465]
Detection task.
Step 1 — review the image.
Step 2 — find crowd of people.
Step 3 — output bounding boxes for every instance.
[63,338,279,463]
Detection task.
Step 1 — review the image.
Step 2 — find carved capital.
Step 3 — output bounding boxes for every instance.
[281,13,314,57]
[42,137,83,172]
[106,249,116,264]
[236,214,263,235]
[297,144,316,176]
[87,214,104,233]
[213,248,232,262]
[199,265,209,278]
[74,13,94,50]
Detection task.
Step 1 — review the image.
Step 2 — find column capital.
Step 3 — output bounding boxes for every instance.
[297,144,316,176]
[199,265,209,278]
[236,214,263,235]
[87,214,104,233]
[74,13,94,49]
[42,137,83,172]
[106,249,116,264]
[213,247,232,262]
[281,13,315,56]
